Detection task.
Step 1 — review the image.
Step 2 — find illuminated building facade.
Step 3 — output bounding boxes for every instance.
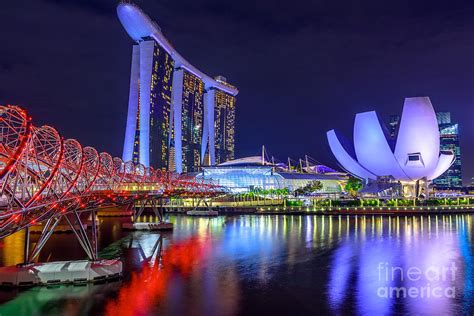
[433,112,462,188]
[180,70,204,172]
[123,40,174,169]
[214,85,236,164]
[196,156,346,193]
[118,1,238,172]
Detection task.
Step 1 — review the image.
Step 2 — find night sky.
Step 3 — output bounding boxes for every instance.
[1,0,473,184]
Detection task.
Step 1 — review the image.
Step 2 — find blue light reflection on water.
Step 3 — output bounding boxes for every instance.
[0,214,473,315]
[165,214,474,315]
[458,216,474,312]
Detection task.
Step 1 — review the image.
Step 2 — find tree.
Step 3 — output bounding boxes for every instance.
[308,180,323,192]
[345,177,363,197]
[294,180,323,197]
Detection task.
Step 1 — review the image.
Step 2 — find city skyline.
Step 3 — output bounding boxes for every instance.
[1,1,474,314]
[0,0,472,184]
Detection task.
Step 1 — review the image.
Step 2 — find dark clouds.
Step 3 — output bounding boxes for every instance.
[1,0,473,184]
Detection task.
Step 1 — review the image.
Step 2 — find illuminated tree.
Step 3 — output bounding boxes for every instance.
[294,180,323,196]
[345,177,363,197]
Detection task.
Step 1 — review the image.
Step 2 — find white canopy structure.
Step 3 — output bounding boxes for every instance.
[327,97,455,183]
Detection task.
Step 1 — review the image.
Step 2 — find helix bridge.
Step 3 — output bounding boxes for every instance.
[0,105,226,265]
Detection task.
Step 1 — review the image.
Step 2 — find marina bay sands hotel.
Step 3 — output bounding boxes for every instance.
[117,1,238,173]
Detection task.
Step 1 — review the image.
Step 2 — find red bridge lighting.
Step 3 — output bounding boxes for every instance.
[0,105,227,238]
[105,235,210,316]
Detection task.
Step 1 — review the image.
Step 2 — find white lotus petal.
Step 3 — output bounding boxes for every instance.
[428,153,455,181]
[327,130,377,181]
[354,111,410,181]
[394,97,440,180]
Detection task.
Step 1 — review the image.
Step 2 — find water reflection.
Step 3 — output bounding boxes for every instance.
[0,230,25,266]
[327,215,472,315]
[106,235,211,316]
[0,214,472,315]
[0,282,122,315]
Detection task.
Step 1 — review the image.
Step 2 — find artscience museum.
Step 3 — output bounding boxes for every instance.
[327,97,455,195]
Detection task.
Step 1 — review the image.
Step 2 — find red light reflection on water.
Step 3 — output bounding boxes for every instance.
[105,236,210,316]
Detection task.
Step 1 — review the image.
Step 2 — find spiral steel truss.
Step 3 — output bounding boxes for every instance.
[0,105,226,262]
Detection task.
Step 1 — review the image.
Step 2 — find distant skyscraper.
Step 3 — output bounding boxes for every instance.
[180,70,204,172]
[436,112,451,124]
[388,115,400,138]
[118,1,238,172]
[387,110,462,188]
[214,79,236,164]
[123,39,174,169]
[433,112,462,188]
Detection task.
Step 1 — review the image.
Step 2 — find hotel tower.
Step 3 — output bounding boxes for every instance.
[117,1,238,173]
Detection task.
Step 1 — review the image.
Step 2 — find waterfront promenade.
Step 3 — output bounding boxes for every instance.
[161,196,474,215]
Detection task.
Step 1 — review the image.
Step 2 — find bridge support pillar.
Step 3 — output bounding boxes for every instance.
[186,197,218,216]
[123,198,173,231]
[23,226,30,264]
[91,209,98,259]
[64,210,98,261]
[27,216,61,263]
[0,211,123,287]
[191,197,214,212]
